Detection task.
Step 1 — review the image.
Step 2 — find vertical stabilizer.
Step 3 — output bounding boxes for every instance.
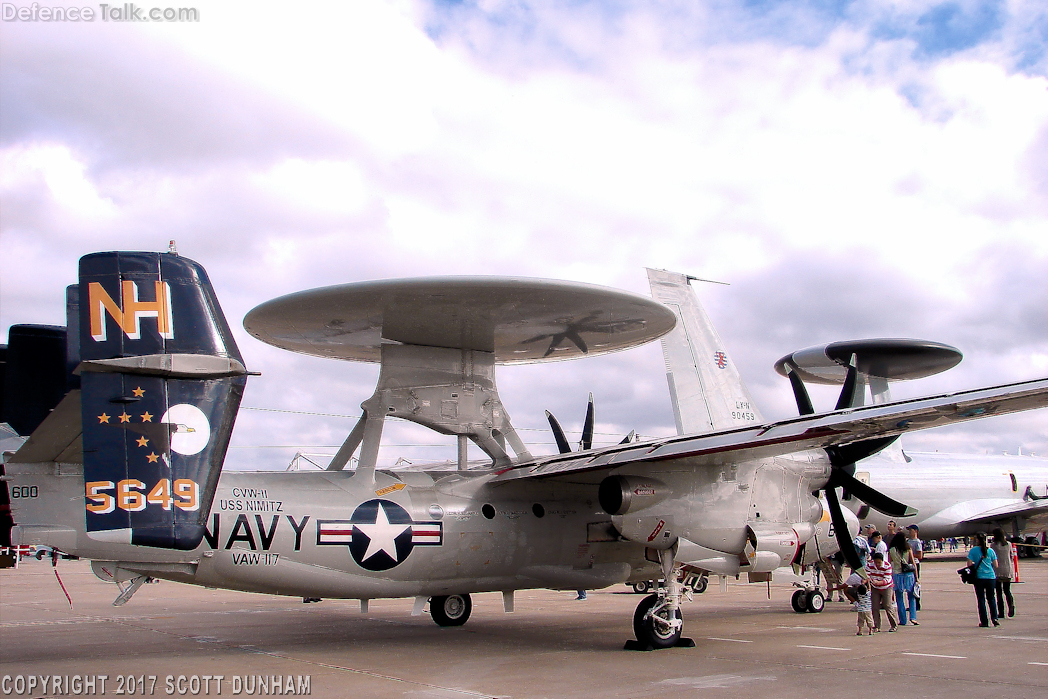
[646,269,762,435]
[77,252,248,550]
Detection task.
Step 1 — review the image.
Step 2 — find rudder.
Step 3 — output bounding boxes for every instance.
[647,269,762,435]
[78,252,248,550]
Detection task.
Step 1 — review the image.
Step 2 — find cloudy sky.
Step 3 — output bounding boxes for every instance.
[2,0,1046,470]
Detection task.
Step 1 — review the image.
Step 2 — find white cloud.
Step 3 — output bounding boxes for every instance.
[0,144,117,218]
[2,0,1046,463]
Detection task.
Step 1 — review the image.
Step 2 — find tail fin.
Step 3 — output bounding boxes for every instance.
[646,269,762,435]
[77,252,247,549]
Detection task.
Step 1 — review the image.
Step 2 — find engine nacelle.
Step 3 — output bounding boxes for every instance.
[598,476,671,516]
[744,526,801,573]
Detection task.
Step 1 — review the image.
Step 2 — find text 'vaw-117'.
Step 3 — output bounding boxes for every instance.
[3,252,1047,649]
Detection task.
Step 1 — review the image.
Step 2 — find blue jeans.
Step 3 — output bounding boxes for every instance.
[893,572,916,624]
[974,578,998,625]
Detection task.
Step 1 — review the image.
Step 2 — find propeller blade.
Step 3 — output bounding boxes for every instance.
[834,353,862,410]
[619,430,636,445]
[786,366,815,415]
[829,470,918,518]
[825,436,899,468]
[580,393,594,451]
[545,410,572,454]
[825,486,863,570]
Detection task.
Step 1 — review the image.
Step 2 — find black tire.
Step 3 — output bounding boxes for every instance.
[691,576,708,594]
[791,590,809,613]
[805,590,825,613]
[631,581,651,594]
[633,594,682,649]
[430,594,472,627]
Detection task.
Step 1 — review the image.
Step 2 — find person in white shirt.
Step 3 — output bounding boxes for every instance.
[870,531,888,556]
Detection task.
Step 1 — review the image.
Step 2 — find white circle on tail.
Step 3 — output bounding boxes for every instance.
[161,404,211,455]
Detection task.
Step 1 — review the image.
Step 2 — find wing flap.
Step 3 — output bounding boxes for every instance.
[494,377,1048,481]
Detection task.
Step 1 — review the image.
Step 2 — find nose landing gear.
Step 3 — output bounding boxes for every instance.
[624,547,695,651]
[791,588,826,613]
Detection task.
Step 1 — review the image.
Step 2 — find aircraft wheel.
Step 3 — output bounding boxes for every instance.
[633,594,682,649]
[691,576,708,594]
[805,590,825,613]
[791,590,809,613]
[632,581,651,594]
[430,594,472,627]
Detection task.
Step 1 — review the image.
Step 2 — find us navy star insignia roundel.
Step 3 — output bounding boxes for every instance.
[316,499,443,571]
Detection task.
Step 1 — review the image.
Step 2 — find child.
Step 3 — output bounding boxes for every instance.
[855,583,873,635]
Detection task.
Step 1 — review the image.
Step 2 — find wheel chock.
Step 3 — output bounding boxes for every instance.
[623,637,695,651]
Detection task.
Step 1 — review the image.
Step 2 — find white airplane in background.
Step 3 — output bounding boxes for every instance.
[650,270,1048,560]
[774,344,1048,547]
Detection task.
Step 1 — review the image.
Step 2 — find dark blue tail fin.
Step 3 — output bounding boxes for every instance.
[78,252,247,550]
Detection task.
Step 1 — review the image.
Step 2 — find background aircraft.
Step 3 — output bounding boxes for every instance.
[775,342,1048,546]
[2,252,1046,650]
[652,270,1048,564]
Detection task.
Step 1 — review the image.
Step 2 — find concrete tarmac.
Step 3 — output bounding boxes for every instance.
[2,553,1046,698]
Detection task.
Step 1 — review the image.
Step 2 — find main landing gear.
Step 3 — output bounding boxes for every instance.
[430,593,472,626]
[625,547,695,651]
[791,588,825,613]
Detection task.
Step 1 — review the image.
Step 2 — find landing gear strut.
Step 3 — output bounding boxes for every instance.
[625,546,695,650]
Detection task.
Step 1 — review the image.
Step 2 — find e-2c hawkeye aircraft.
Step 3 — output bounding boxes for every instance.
[4,252,1048,650]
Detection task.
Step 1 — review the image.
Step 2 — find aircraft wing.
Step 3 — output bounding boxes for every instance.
[493,377,1048,481]
[957,500,1048,528]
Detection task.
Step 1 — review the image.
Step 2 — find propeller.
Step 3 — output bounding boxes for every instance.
[579,393,594,451]
[545,393,634,454]
[784,355,917,570]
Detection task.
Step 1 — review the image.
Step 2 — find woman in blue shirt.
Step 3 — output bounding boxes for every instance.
[966,532,999,627]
